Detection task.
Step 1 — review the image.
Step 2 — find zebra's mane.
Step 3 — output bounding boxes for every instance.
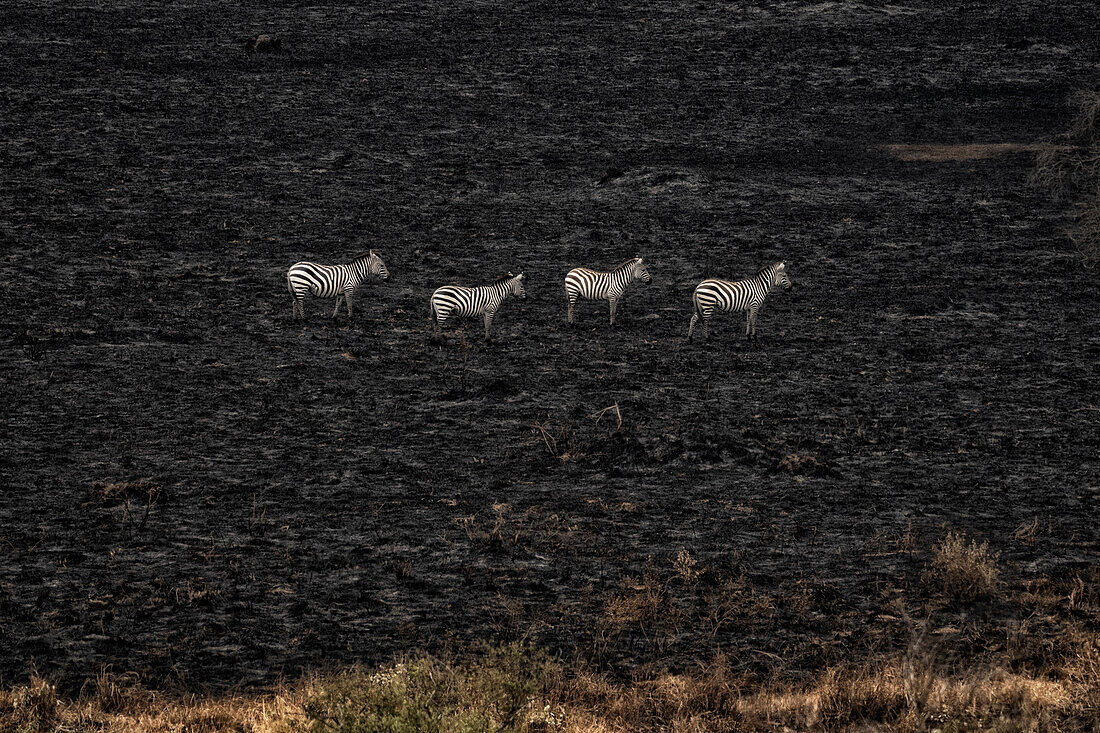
[613,257,641,271]
[495,273,515,283]
[350,251,376,263]
[756,262,780,278]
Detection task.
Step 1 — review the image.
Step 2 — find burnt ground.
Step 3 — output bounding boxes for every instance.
[1,0,1099,691]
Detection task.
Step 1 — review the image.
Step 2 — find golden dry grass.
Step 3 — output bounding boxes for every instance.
[4,546,1097,732]
[4,636,1098,732]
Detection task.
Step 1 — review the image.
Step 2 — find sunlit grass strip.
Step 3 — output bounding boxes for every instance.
[4,640,1099,732]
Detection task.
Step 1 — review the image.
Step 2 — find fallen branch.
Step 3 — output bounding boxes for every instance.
[590,403,622,431]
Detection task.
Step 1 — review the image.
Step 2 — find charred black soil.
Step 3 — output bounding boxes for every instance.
[1,1,1099,691]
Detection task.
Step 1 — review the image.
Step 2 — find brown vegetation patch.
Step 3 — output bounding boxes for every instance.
[882,142,1054,162]
[923,531,1001,602]
[91,480,165,506]
[775,451,833,476]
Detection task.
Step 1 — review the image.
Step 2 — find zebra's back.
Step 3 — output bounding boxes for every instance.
[431,284,487,318]
[288,261,348,298]
[694,278,758,313]
[564,267,613,299]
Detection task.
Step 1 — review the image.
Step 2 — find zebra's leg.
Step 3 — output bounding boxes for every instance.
[701,309,712,341]
[344,290,354,318]
[609,297,618,326]
[687,312,698,342]
[483,312,494,341]
[746,305,759,341]
[332,295,342,319]
[432,308,446,342]
[566,293,577,324]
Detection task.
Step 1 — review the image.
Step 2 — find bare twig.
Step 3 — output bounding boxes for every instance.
[590,403,622,431]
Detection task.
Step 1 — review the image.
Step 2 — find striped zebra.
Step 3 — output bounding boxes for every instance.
[286,250,390,319]
[564,257,651,325]
[430,272,527,341]
[687,261,792,342]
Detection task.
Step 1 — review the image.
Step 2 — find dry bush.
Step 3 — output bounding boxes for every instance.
[0,675,59,732]
[601,564,676,648]
[291,644,556,733]
[82,671,143,715]
[530,404,646,467]
[924,531,1000,601]
[457,503,523,548]
[531,419,583,460]
[92,479,165,505]
[1013,516,1042,547]
[1032,91,1100,200]
[88,480,166,538]
[673,549,699,584]
[1032,90,1100,263]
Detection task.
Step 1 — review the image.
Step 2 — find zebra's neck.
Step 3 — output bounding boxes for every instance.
[491,281,511,300]
[342,261,362,285]
[753,269,776,294]
[352,259,374,284]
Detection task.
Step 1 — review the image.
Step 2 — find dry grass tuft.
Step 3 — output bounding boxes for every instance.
[1032,90,1100,263]
[0,675,60,732]
[923,531,1000,601]
[92,480,165,505]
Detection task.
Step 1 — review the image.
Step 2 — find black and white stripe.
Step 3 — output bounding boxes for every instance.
[287,250,390,319]
[430,272,527,341]
[564,257,651,325]
[687,261,792,342]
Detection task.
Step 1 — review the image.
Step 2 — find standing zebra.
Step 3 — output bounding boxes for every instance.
[687,261,792,342]
[564,256,651,325]
[286,250,390,320]
[430,272,527,341]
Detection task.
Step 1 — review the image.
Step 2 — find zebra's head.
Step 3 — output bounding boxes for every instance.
[633,256,652,284]
[772,261,792,291]
[510,272,527,299]
[359,250,390,281]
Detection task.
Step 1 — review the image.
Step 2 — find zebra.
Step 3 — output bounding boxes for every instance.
[687,261,792,342]
[430,272,527,341]
[286,250,390,320]
[564,256,651,325]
